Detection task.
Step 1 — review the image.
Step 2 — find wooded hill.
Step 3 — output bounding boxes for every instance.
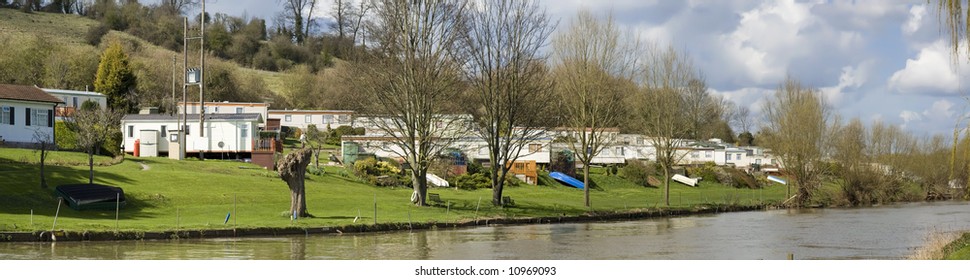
[0,5,357,112]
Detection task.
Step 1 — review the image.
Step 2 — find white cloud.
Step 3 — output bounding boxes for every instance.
[820,62,871,105]
[902,5,926,35]
[888,40,970,95]
[899,110,922,123]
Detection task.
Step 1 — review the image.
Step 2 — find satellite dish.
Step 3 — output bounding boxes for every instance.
[218,141,225,148]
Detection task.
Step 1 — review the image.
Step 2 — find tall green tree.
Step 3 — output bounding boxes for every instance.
[94,41,137,113]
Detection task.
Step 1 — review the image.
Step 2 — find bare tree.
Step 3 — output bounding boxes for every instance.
[635,45,696,207]
[733,104,752,134]
[65,106,122,185]
[329,0,353,40]
[278,0,318,44]
[461,0,554,206]
[354,0,469,206]
[32,130,53,189]
[551,9,638,208]
[162,0,198,15]
[304,124,326,168]
[277,148,312,217]
[350,0,372,48]
[761,76,830,207]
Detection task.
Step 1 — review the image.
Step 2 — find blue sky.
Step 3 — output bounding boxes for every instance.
[191,0,970,137]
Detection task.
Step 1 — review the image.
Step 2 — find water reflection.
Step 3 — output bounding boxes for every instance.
[2,202,969,260]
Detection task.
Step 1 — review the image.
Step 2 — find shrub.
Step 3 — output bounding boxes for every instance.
[354,158,407,187]
[100,130,123,157]
[467,160,484,175]
[54,122,77,150]
[451,173,491,190]
[687,162,719,183]
[621,160,656,187]
[85,23,109,46]
[306,165,324,176]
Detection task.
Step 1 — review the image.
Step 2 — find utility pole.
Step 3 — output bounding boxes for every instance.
[171,55,176,116]
[180,16,188,161]
[199,0,206,138]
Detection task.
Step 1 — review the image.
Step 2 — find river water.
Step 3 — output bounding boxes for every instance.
[2,202,969,260]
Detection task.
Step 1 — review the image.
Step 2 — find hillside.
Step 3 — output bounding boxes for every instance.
[0,8,292,99]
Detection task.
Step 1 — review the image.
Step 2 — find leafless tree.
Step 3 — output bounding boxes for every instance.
[461,0,554,206]
[350,0,373,48]
[635,45,696,207]
[64,106,122,185]
[551,9,638,208]
[162,0,198,15]
[32,130,53,189]
[732,104,752,134]
[353,0,469,206]
[761,76,830,207]
[278,0,318,44]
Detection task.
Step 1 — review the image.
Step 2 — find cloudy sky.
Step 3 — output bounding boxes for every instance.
[192,0,970,137]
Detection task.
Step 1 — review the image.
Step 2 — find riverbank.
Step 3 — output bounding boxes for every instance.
[0,204,767,242]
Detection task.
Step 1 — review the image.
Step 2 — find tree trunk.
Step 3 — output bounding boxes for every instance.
[39,148,47,188]
[491,161,503,206]
[313,149,320,168]
[583,163,590,208]
[277,148,313,217]
[88,149,94,185]
[663,167,670,207]
[412,168,428,206]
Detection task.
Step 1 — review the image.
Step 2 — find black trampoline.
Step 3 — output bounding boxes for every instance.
[54,184,126,211]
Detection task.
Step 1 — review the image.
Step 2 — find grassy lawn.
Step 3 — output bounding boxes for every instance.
[0,147,789,233]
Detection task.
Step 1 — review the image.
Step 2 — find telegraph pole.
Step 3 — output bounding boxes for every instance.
[199,0,205,137]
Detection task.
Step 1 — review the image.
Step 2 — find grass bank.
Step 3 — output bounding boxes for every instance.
[1,147,788,239]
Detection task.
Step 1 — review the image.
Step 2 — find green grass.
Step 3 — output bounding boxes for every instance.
[0,8,97,45]
[0,147,788,233]
[0,147,117,166]
[944,233,970,260]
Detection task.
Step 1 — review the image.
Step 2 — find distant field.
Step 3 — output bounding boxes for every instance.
[0,147,789,233]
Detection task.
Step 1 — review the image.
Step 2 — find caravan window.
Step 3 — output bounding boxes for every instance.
[0,106,9,125]
[236,107,243,114]
[161,125,167,137]
[128,125,134,138]
[305,115,311,123]
[241,124,249,138]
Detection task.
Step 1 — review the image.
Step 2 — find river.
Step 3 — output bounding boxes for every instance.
[2,201,969,260]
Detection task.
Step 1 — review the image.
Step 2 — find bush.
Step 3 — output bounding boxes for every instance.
[687,162,719,183]
[54,122,77,150]
[100,130,122,157]
[306,165,324,176]
[621,160,656,187]
[451,173,491,190]
[85,23,109,46]
[353,158,407,187]
[325,125,364,146]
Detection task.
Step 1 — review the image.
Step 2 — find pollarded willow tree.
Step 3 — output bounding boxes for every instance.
[353,0,469,206]
[277,148,313,217]
[761,76,830,207]
[634,45,698,207]
[461,0,555,206]
[551,9,639,208]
